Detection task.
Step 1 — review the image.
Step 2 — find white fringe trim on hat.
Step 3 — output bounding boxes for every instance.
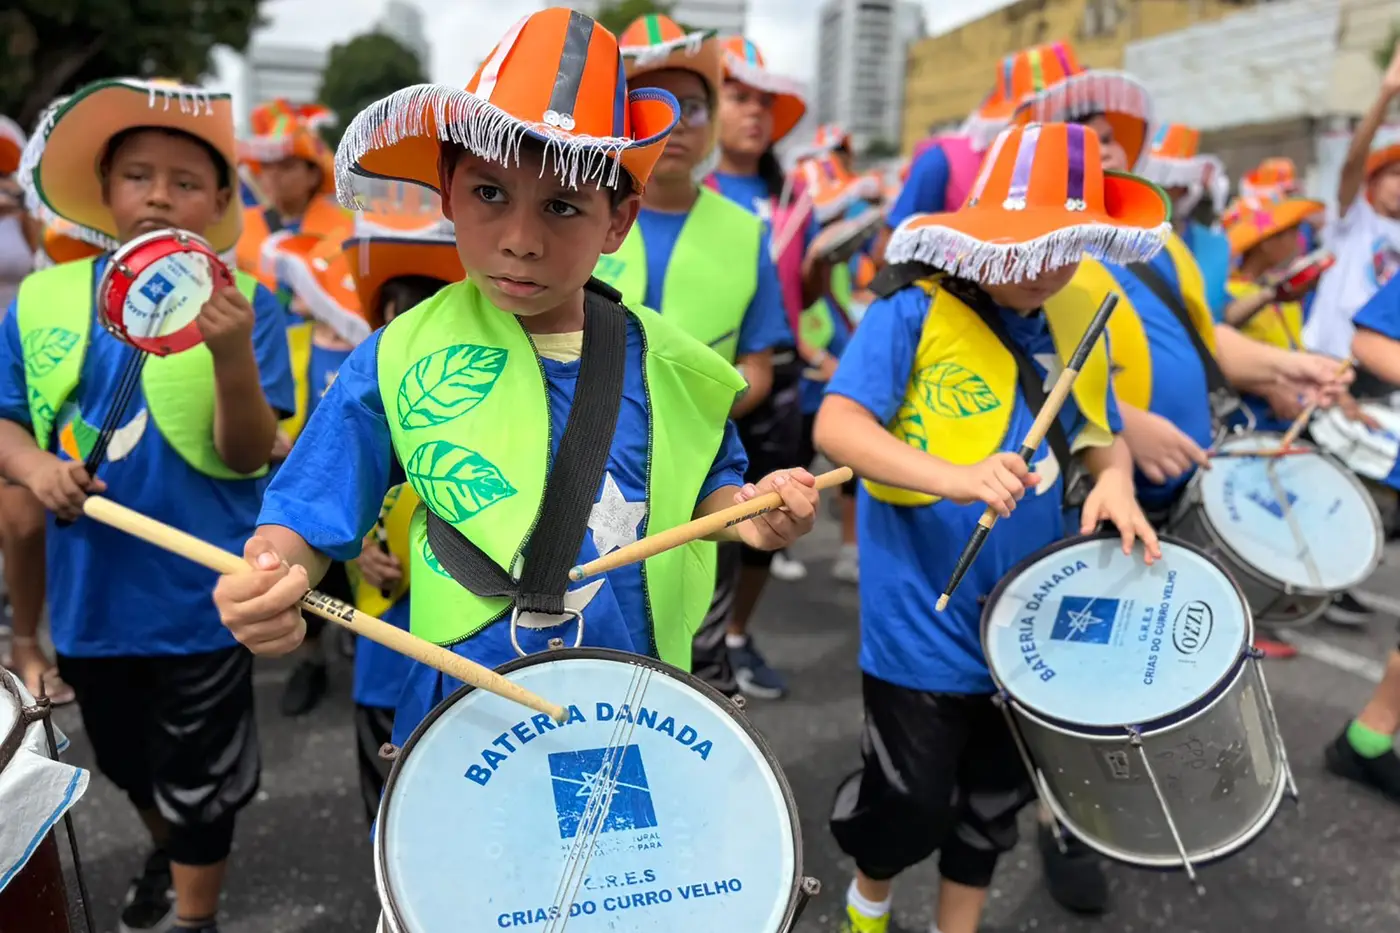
[239,135,298,162]
[885,218,1171,286]
[960,113,1007,153]
[335,84,638,207]
[1139,156,1205,189]
[622,30,712,67]
[721,56,807,103]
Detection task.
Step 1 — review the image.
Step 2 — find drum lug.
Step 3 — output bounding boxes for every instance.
[117,262,134,279]
[730,694,748,712]
[378,743,400,762]
[547,638,565,650]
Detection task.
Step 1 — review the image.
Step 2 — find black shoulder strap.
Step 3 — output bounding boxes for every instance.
[262,207,284,236]
[1125,261,1229,396]
[424,281,629,615]
[871,261,939,299]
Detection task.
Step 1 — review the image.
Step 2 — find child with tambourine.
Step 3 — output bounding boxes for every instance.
[211,8,819,762]
[1,78,294,933]
[813,122,1162,933]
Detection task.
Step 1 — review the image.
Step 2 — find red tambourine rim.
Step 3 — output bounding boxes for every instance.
[98,228,232,356]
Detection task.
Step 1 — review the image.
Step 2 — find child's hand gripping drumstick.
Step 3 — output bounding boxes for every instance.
[568,467,853,581]
[1277,357,1355,450]
[80,496,568,723]
[936,293,1120,612]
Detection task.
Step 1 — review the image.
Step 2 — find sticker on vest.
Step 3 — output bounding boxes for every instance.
[917,362,1001,418]
[589,472,647,556]
[395,344,509,430]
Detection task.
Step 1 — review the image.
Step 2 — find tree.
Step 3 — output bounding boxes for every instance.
[1375,21,1400,73]
[317,32,428,149]
[863,139,901,160]
[591,0,674,36]
[0,1,264,131]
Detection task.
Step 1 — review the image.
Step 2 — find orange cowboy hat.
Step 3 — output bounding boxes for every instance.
[797,153,881,224]
[240,100,337,196]
[1239,157,1300,200]
[718,37,808,144]
[0,117,24,176]
[619,13,722,95]
[791,123,853,162]
[1365,126,1400,181]
[1011,67,1155,172]
[1140,123,1206,188]
[886,122,1170,284]
[337,8,680,202]
[41,220,109,265]
[19,78,242,252]
[1220,194,1325,256]
[962,42,1088,151]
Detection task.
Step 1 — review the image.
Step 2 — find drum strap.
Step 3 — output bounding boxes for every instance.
[262,208,283,236]
[1125,261,1240,421]
[424,278,628,615]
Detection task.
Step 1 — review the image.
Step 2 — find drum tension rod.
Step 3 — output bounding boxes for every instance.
[1128,726,1204,894]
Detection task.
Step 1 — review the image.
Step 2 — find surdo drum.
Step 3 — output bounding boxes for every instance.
[983,533,1293,884]
[375,649,817,932]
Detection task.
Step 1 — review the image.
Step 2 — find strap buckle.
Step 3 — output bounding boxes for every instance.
[509,605,585,658]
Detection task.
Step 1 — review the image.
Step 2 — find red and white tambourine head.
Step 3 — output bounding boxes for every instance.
[1275,248,1335,302]
[97,228,233,356]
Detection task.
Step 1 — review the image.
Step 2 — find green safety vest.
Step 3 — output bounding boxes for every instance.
[593,186,760,363]
[799,263,852,351]
[16,257,268,479]
[375,280,746,668]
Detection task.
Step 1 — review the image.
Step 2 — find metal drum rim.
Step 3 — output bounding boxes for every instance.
[1309,403,1400,483]
[374,646,808,933]
[980,530,1255,735]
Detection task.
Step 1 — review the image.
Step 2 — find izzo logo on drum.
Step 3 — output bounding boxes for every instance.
[549,744,658,840]
[1172,601,1213,656]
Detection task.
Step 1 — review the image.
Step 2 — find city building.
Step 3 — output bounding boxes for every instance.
[377,0,431,72]
[814,0,926,153]
[899,0,1247,154]
[241,39,328,113]
[571,0,748,35]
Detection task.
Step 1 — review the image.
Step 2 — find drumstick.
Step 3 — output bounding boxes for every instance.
[567,467,854,581]
[1208,446,1312,459]
[1278,358,1354,450]
[936,292,1120,612]
[80,496,568,723]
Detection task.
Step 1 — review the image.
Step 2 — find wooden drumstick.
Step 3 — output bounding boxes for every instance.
[936,292,1120,612]
[568,467,854,582]
[1277,357,1354,451]
[80,496,568,723]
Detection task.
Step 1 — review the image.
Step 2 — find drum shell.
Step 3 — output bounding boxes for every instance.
[1010,658,1287,869]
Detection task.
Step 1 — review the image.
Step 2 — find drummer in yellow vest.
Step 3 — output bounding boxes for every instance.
[814,122,1160,933]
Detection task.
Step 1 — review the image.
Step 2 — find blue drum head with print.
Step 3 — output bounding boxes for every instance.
[983,535,1249,731]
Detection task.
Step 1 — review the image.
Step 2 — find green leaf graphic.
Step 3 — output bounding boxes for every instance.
[23,328,80,379]
[892,401,928,452]
[595,256,625,283]
[917,362,1000,419]
[421,538,451,577]
[26,385,54,428]
[405,440,517,523]
[396,344,508,430]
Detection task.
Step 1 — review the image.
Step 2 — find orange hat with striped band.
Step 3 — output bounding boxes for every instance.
[240,100,336,195]
[336,8,680,203]
[618,13,721,95]
[962,42,1087,151]
[797,152,881,224]
[1365,126,1400,182]
[1239,157,1300,200]
[1010,67,1154,172]
[718,37,807,143]
[1139,123,1207,189]
[886,122,1170,284]
[0,117,24,176]
[1220,194,1324,257]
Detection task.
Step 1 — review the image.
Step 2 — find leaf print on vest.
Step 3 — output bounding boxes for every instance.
[405,440,517,523]
[800,303,834,351]
[890,400,928,451]
[26,385,54,431]
[421,536,452,578]
[23,328,80,380]
[918,362,1000,418]
[595,255,626,284]
[396,344,508,430]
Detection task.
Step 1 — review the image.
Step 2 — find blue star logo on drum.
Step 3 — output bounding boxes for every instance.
[139,272,175,306]
[548,744,658,840]
[1050,596,1118,644]
[1244,487,1298,519]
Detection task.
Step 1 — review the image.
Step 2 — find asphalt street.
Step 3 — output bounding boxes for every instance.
[18,514,1400,933]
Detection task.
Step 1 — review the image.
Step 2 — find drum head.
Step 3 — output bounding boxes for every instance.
[983,534,1249,732]
[97,228,230,356]
[1201,434,1382,592]
[377,649,801,933]
[1310,403,1400,482]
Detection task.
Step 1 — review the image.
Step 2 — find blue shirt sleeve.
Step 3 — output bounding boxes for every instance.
[698,419,748,502]
[258,331,401,561]
[0,304,28,427]
[1353,272,1400,341]
[825,288,923,423]
[886,146,950,229]
[736,235,794,355]
[251,283,297,418]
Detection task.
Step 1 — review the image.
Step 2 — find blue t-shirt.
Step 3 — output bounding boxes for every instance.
[258,319,750,747]
[886,145,952,229]
[1348,275,1400,489]
[633,207,792,355]
[0,257,295,657]
[1105,259,1215,510]
[239,177,262,208]
[799,298,850,415]
[1182,222,1233,321]
[354,599,413,709]
[305,341,351,422]
[826,286,1121,693]
[707,172,822,256]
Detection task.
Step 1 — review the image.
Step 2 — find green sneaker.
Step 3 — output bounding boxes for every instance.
[839,904,890,933]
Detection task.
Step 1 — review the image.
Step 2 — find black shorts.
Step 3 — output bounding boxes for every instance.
[796,412,857,495]
[354,703,395,826]
[57,647,260,865]
[829,674,1035,888]
[305,560,354,639]
[737,353,804,570]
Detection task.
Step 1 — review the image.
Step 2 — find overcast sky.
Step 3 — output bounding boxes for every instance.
[249,0,1015,86]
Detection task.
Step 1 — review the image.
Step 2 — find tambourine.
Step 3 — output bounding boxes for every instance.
[97,228,231,356]
[808,206,883,264]
[1272,247,1335,302]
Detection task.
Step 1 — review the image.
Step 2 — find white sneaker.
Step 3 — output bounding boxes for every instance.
[832,545,859,584]
[769,550,808,582]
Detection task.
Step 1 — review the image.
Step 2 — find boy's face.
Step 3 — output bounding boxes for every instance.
[1255,227,1301,269]
[631,70,711,182]
[718,81,775,159]
[440,147,638,316]
[259,157,322,211]
[984,260,1082,311]
[1367,161,1400,218]
[102,129,231,244]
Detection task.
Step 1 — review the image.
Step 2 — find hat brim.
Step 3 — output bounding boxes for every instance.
[721,56,808,142]
[272,234,374,345]
[342,236,464,322]
[336,83,680,203]
[624,31,722,92]
[29,80,242,252]
[885,171,1171,284]
[1139,155,1206,189]
[1227,198,1324,256]
[1366,144,1400,180]
[1011,71,1154,171]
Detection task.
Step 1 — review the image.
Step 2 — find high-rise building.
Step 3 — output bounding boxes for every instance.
[571,0,747,35]
[815,0,925,151]
[377,0,431,73]
[242,40,328,111]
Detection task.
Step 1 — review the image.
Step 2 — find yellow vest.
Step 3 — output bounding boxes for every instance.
[863,279,1113,507]
[346,484,420,618]
[1226,278,1303,351]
